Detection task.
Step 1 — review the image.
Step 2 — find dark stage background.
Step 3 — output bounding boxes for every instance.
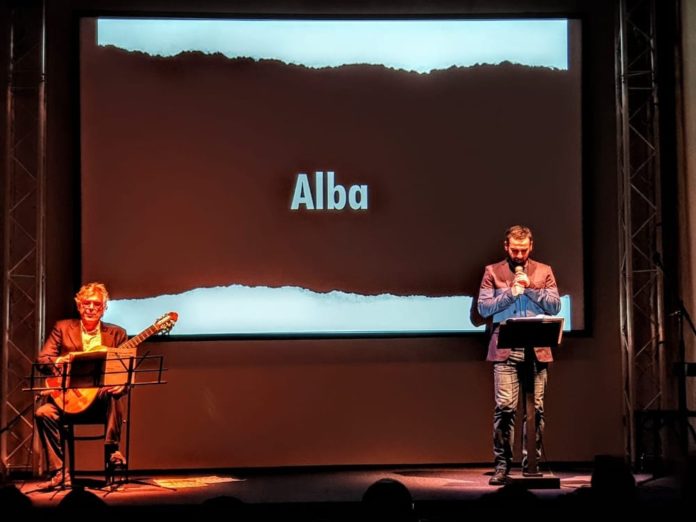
[39,0,622,471]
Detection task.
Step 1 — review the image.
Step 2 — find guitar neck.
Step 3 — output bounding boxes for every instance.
[119,324,160,350]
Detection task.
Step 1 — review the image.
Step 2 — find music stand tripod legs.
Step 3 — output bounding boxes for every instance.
[497,317,563,488]
[521,351,541,477]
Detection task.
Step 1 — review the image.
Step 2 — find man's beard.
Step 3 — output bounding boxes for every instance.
[507,256,528,268]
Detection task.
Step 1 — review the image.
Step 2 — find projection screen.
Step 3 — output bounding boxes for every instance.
[79,16,583,337]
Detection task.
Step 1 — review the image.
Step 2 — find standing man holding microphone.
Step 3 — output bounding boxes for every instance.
[477,225,561,485]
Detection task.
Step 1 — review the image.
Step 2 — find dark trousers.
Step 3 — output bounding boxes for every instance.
[34,392,123,473]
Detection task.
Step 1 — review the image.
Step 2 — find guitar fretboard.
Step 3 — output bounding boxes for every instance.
[118,323,161,350]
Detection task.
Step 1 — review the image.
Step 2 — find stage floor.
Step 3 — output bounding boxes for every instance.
[9,464,683,516]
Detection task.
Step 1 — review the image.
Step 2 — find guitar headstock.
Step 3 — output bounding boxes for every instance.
[154,312,178,334]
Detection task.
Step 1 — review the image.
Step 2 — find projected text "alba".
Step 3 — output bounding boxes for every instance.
[290,171,368,211]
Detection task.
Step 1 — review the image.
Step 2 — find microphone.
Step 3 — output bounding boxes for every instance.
[513,265,527,314]
[514,265,528,290]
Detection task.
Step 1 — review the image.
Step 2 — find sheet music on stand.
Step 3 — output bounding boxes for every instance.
[104,347,138,386]
[65,350,106,389]
[497,315,564,348]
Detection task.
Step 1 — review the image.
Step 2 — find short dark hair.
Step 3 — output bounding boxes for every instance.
[505,225,533,243]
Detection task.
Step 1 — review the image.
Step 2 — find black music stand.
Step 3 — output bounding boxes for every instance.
[25,352,166,491]
[497,316,564,489]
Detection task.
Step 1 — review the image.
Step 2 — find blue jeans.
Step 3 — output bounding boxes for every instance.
[492,359,548,471]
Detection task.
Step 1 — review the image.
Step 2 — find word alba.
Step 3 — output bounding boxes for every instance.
[290,171,368,211]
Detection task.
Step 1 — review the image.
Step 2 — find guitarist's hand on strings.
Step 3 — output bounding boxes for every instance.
[105,385,126,397]
[54,353,72,376]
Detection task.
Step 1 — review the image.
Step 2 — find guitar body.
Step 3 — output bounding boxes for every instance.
[46,374,100,414]
[45,350,105,414]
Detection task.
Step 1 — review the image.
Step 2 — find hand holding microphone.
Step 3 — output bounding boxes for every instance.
[514,265,530,286]
[512,265,529,296]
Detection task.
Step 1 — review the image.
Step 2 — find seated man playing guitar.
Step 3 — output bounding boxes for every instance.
[35,282,128,488]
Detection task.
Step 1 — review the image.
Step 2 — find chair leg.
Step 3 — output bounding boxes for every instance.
[66,425,75,486]
[104,445,114,484]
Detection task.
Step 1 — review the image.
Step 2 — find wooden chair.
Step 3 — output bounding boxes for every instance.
[64,399,127,486]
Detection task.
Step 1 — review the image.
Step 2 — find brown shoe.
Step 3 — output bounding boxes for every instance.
[49,469,71,488]
[109,450,127,466]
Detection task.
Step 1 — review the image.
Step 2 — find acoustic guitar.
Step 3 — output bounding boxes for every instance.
[46,312,178,414]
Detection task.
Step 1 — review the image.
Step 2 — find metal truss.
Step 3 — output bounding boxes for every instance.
[1,0,46,476]
[616,0,667,467]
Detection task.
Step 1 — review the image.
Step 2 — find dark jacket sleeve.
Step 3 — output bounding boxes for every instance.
[104,323,128,347]
[477,265,516,319]
[37,322,65,376]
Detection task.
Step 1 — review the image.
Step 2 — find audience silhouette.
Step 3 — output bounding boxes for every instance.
[361,478,418,521]
[57,485,110,515]
[0,484,34,514]
[476,482,542,512]
[557,454,637,512]
[200,495,249,519]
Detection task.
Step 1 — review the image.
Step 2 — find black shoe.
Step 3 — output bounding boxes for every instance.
[489,468,509,486]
